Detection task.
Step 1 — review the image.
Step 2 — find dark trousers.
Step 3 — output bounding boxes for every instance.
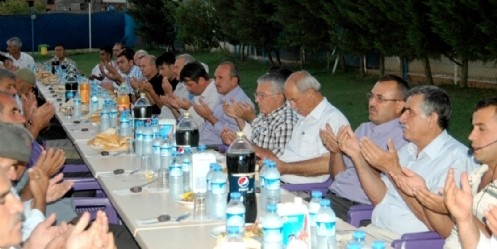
[325,191,364,222]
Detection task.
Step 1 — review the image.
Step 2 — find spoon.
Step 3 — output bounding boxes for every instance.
[113,168,139,175]
[130,178,158,193]
[139,212,191,224]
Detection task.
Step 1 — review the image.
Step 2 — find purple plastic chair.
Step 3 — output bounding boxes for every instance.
[347,204,444,249]
[281,177,333,196]
[73,197,120,224]
[69,177,106,197]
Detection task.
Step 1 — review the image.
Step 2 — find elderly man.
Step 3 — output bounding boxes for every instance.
[338,85,477,242]
[5,37,35,69]
[257,70,349,186]
[319,75,409,220]
[221,73,298,157]
[174,61,220,128]
[198,61,254,145]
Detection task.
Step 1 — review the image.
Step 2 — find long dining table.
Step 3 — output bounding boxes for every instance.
[35,78,389,249]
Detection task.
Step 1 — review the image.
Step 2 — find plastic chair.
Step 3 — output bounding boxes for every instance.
[347,204,444,249]
[73,197,120,224]
[281,177,333,196]
[69,177,106,197]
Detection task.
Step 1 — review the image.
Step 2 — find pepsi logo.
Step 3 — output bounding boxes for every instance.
[237,176,249,188]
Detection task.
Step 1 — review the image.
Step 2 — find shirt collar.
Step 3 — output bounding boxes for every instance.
[367,118,402,136]
[307,97,328,120]
[407,130,449,159]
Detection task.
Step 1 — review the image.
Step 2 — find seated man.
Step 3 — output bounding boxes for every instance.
[5,37,34,69]
[156,52,178,92]
[198,61,254,145]
[320,75,409,220]
[257,70,349,185]
[221,72,298,157]
[89,46,114,84]
[132,55,164,115]
[46,44,77,72]
[176,61,220,128]
[338,85,477,241]
[103,50,142,97]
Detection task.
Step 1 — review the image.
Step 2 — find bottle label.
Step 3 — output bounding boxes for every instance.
[135,120,145,128]
[265,178,280,190]
[135,132,143,141]
[263,226,283,242]
[152,144,161,154]
[316,221,336,236]
[211,181,226,194]
[226,211,245,231]
[169,165,182,176]
[228,173,256,194]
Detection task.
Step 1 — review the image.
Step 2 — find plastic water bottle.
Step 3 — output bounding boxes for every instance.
[265,160,281,204]
[262,203,283,249]
[309,190,323,248]
[346,241,362,249]
[100,108,110,132]
[352,230,367,249]
[72,94,81,120]
[191,144,216,192]
[371,240,386,249]
[152,138,162,171]
[109,106,118,128]
[182,147,192,192]
[205,163,217,217]
[169,161,184,200]
[135,126,144,156]
[316,199,337,249]
[209,165,227,220]
[226,192,245,236]
[259,159,269,215]
[90,94,98,114]
[142,127,153,155]
[118,111,132,137]
[222,226,246,249]
[160,141,172,170]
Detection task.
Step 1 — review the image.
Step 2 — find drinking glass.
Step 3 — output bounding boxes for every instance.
[193,192,207,221]
[140,155,154,179]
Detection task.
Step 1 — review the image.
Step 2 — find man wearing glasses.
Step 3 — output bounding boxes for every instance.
[221,73,298,157]
[320,75,409,220]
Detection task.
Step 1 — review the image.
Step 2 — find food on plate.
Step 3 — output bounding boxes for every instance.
[217,223,263,239]
[87,128,128,151]
[181,192,194,202]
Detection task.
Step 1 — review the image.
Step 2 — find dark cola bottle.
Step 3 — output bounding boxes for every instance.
[226,131,257,223]
[176,112,199,149]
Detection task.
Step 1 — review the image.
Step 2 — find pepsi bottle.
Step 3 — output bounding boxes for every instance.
[226,131,257,223]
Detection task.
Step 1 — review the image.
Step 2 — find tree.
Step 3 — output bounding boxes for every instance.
[127,0,177,50]
[268,0,329,68]
[174,0,220,51]
[428,0,490,87]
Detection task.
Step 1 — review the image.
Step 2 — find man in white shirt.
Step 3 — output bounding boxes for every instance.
[257,70,349,184]
[176,61,220,128]
[5,37,35,70]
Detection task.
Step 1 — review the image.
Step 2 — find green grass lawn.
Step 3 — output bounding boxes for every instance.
[66,50,497,146]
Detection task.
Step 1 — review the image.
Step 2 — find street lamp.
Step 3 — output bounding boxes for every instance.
[86,0,92,52]
[27,0,36,57]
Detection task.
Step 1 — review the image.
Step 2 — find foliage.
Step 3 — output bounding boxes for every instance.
[0,0,45,14]
[208,0,239,45]
[174,0,220,51]
[127,0,177,49]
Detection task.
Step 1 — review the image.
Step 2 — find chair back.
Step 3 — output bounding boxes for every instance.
[281,177,333,196]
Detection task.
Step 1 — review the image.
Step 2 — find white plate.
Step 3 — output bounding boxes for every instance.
[174,199,194,208]
[210,225,225,239]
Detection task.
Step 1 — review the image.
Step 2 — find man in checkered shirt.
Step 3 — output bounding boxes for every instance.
[221,72,298,157]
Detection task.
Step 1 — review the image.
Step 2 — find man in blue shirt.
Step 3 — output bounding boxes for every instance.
[198,61,254,145]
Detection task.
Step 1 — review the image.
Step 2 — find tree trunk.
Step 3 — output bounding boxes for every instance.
[274,48,281,65]
[460,57,469,87]
[326,50,331,72]
[423,56,433,85]
[359,54,366,77]
[264,47,274,64]
[379,55,385,76]
[240,44,245,62]
[300,46,305,69]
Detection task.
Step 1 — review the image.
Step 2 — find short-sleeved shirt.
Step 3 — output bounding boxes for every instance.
[243,103,298,157]
[279,98,349,184]
[8,52,35,69]
[148,73,164,115]
[372,130,478,235]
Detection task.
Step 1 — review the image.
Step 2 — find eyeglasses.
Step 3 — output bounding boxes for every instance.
[254,92,278,99]
[366,93,402,103]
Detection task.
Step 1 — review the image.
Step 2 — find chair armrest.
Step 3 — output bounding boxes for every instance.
[391,238,444,249]
[62,164,90,173]
[68,178,102,191]
[347,204,374,227]
[73,197,120,224]
[401,231,441,240]
[281,177,333,196]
